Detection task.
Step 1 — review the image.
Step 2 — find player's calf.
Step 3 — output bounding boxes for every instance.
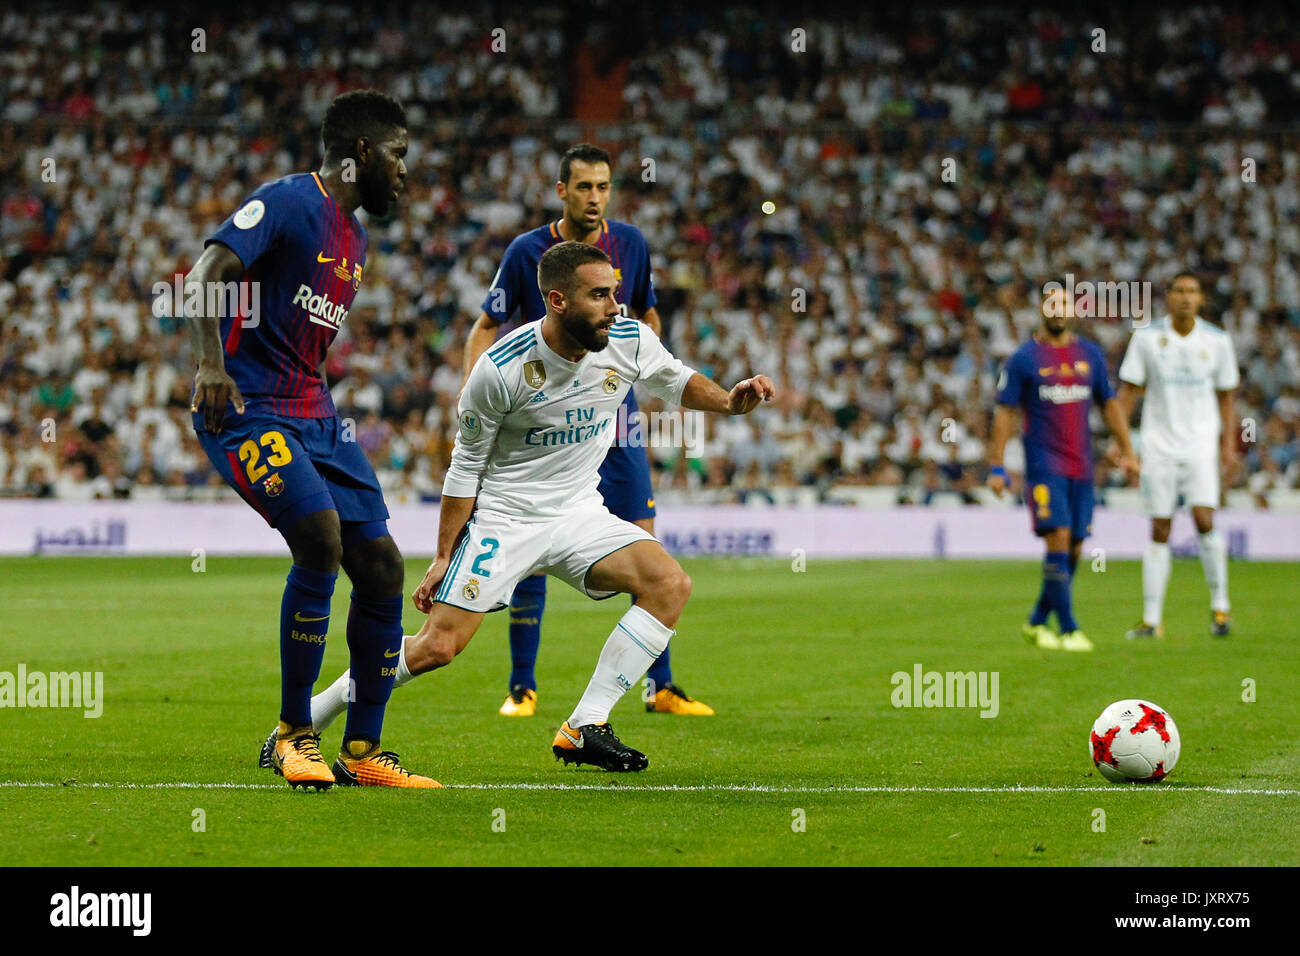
[405,604,481,675]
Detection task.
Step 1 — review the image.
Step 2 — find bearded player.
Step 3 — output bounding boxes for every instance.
[471,143,712,717]
[188,91,436,789]
[1117,273,1240,639]
[988,282,1139,651]
[309,242,774,771]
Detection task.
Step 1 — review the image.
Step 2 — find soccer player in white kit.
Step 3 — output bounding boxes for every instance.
[1116,273,1240,638]
[310,242,775,772]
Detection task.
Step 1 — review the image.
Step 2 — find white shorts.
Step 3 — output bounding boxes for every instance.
[432,503,655,613]
[1141,456,1220,517]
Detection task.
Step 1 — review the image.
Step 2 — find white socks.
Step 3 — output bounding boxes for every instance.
[1199,530,1230,613]
[568,605,674,729]
[309,636,415,732]
[1143,541,1171,626]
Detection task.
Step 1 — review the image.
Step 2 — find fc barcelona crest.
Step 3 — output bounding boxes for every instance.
[524,361,546,388]
[263,473,284,498]
[603,369,620,394]
[352,263,363,290]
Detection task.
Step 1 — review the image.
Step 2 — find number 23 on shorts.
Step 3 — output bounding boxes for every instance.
[238,430,293,483]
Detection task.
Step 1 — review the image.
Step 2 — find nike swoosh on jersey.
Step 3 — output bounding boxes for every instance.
[316,252,336,263]
[293,612,329,622]
[383,649,400,658]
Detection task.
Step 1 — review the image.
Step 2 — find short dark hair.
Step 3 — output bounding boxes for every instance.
[559,143,611,185]
[321,90,407,160]
[1169,271,1202,291]
[538,241,611,301]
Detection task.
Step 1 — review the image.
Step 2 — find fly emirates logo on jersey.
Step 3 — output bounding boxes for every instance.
[291,284,351,331]
[524,406,613,447]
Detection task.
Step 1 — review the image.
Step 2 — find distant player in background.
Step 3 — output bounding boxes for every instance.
[188,91,436,789]
[464,143,713,717]
[988,283,1139,651]
[1116,273,1240,639]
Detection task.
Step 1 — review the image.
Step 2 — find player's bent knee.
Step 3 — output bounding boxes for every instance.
[660,566,692,611]
[283,511,343,571]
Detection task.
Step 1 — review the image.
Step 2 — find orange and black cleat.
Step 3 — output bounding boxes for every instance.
[331,739,441,788]
[553,721,648,772]
[266,721,335,791]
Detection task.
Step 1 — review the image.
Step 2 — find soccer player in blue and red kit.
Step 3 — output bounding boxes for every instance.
[987,283,1139,651]
[187,91,436,789]
[468,144,714,717]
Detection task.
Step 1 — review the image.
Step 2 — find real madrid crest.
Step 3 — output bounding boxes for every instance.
[603,369,620,394]
[524,360,546,388]
[463,579,480,601]
[1159,335,1168,347]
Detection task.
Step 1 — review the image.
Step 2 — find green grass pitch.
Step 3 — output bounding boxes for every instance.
[1,554,1296,866]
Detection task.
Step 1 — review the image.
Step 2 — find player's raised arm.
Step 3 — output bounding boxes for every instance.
[186,241,247,433]
[630,320,774,414]
[679,372,776,415]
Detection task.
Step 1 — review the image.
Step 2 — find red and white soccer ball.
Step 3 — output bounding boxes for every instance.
[1089,699,1181,784]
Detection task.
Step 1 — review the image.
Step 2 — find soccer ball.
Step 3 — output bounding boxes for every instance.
[1089,699,1180,783]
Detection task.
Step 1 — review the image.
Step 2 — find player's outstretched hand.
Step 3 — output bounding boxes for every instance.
[191,364,245,433]
[412,556,451,614]
[728,375,776,415]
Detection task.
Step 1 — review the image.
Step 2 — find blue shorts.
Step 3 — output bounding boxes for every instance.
[1024,473,1094,539]
[196,412,389,529]
[598,393,656,523]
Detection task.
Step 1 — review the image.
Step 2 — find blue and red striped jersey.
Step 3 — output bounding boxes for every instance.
[996,334,1114,479]
[481,218,656,327]
[198,172,366,419]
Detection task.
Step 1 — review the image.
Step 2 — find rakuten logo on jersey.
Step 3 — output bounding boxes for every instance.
[292,284,350,330]
[1037,383,1092,404]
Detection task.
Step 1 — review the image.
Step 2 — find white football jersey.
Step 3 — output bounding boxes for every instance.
[1117,316,1239,461]
[444,318,695,517]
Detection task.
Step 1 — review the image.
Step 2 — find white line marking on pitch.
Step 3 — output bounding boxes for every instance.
[0,781,1296,795]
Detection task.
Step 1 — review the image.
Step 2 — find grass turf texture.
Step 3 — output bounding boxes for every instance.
[1,555,1296,866]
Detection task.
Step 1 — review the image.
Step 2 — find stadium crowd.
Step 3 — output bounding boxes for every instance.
[2,3,1299,506]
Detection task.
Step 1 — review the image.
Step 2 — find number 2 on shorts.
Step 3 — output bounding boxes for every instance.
[471,538,500,577]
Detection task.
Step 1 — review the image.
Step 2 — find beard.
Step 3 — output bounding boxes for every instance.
[359,167,394,218]
[563,315,610,352]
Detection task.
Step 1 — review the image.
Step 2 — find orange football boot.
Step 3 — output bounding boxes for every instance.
[331,739,441,788]
[269,721,335,791]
